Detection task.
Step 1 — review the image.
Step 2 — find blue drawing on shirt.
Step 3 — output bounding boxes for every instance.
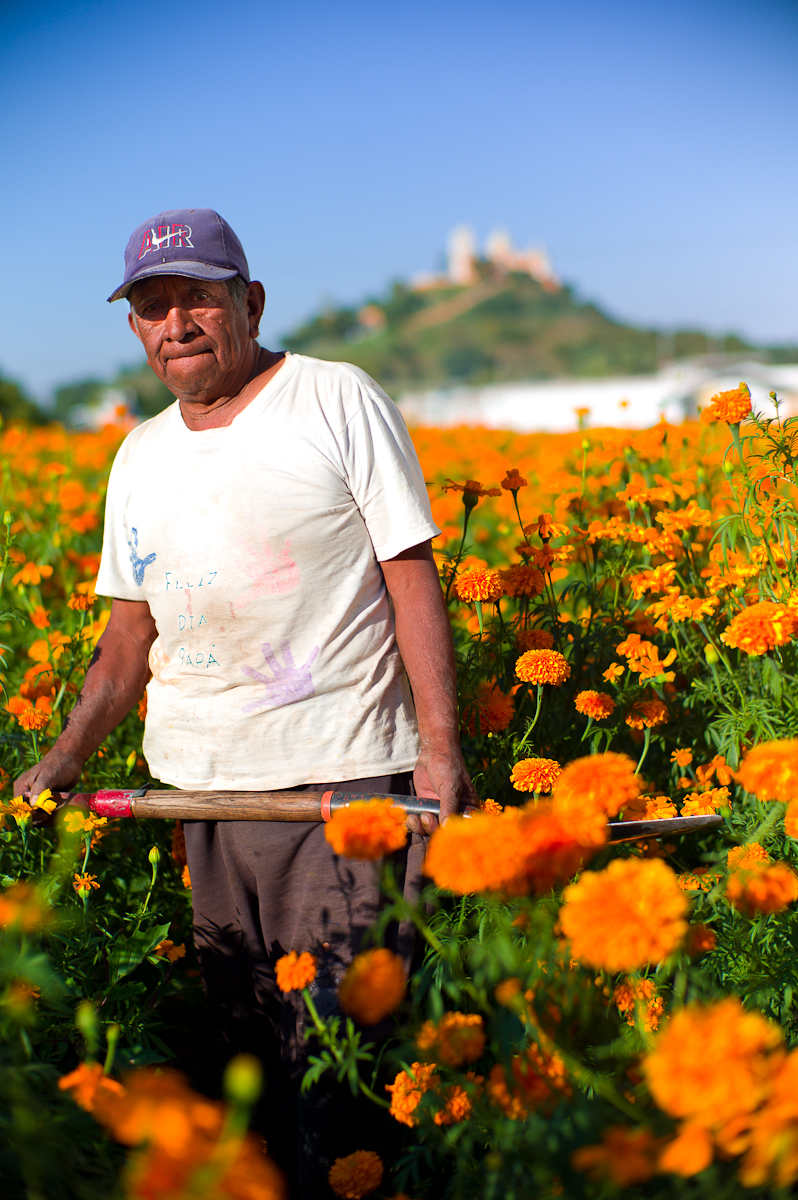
[129,527,157,586]
[241,641,319,713]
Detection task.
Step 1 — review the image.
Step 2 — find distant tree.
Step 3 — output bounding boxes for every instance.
[0,372,45,423]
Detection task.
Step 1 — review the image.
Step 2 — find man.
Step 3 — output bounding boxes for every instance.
[17,209,476,1191]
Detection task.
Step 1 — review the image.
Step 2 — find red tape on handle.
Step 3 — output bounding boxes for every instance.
[91,790,135,818]
[320,791,333,822]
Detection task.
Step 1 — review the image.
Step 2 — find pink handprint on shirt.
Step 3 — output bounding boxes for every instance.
[234,538,299,611]
[241,640,319,713]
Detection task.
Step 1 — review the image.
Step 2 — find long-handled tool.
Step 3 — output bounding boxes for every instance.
[49,788,723,842]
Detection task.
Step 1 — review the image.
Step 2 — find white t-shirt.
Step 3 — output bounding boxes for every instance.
[95,353,440,791]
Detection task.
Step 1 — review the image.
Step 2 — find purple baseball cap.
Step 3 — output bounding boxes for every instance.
[107,208,250,303]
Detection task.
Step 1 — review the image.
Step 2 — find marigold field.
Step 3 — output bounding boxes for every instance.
[6,385,798,1198]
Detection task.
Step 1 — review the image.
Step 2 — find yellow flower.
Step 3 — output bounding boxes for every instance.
[515,648,570,685]
[559,858,688,971]
[328,1150,383,1199]
[274,950,316,992]
[454,566,503,603]
[63,809,108,834]
[324,799,407,860]
[700,382,752,425]
[509,757,561,793]
[338,948,406,1025]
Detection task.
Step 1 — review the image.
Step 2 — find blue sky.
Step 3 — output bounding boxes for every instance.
[1,0,797,399]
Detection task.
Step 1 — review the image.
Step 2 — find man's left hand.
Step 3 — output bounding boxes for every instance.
[409,743,479,834]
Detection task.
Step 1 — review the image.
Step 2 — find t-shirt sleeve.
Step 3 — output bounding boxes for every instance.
[94,443,145,601]
[337,370,441,561]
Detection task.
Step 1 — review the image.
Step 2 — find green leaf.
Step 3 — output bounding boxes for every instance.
[108,922,170,983]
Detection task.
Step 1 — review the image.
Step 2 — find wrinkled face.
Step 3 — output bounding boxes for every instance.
[127,276,255,400]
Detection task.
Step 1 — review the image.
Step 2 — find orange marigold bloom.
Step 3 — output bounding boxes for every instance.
[786,800,798,839]
[613,978,664,1031]
[454,566,503,603]
[701,381,752,425]
[328,1150,383,1199]
[385,1062,438,1127]
[501,468,527,491]
[727,843,770,871]
[726,861,798,917]
[58,1061,126,1112]
[516,628,555,651]
[73,874,100,894]
[515,648,570,685]
[603,662,625,683]
[737,1050,798,1188]
[680,786,730,816]
[338,948,406,1025]
[721,601,798,656]
[68,591,96,611]
[442,479,501,508]
[625,699,669,730]
[416,1012,485,1067]
[642,997,783,1130]
[527,512,570,540]
[574,690,616,720]
[154,940,186,963]
[324,799,407,860]
[181,864,192,889]
[560,858,688,971]
[685,923,717,955]
[462,682,514,736]
[671,748,693,767]
[552,752,643,833]
[0,882,52,931]
[644,796,677,820]
[30,606,49,629]
[275,950,317,992]
[424,803,589,896]
[499,563,545,597]
[487,1045,569,1120]
[658,1121,714,1177]
[480,797,503,814]
[12,562,53,587]
[434,1080,478,1126]
[573,1126,662,1186]
[677,867,722,893]
[16,707,50,732]
[736,739,798,802]
[509,756,561,793]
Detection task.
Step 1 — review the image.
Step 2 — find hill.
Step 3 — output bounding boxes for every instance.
[281,261,760,389]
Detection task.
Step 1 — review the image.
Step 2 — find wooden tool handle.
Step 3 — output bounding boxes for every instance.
[60,789,441,822]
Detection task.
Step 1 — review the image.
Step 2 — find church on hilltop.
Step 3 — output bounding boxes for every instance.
[412,226,561,292]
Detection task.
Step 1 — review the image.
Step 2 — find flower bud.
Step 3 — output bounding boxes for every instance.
[704,643,720,665]
[148,846,160,866]
[224,1053,263,1106]
[3,511,12,526]
[125,749,137,773]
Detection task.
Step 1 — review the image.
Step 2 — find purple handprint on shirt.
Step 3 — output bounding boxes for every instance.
[241,640,319,713]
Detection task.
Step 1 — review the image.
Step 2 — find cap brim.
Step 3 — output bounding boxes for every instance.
[107,261,241,303]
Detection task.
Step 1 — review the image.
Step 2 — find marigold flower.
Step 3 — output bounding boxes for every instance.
[560,858,689,971]
[685,923,717,955]
[516,628,554,651]
[416,1012,485,1067]
[462,682,514,736]
[727,843,770,871]
[574,690,616,720]
[526,512,570,540]
[613,978,664,1031]
[4,797,34,827]
[68,591,96,611]
[16,707,50,732]
[328,1150,383,1199]
[275,950,317,992]
[736,739,798,802]
[552,752,643,843]
[725,861,798,917]
[487,1045,569,1119]
[434,1080,478,1126]
[573,1126,662,1186]
[721,601,798,656]
[30,606,49,629]
[63,809,107,835]
[642,997,783,1130]
[700,382,752,425]
[625,699,669,730]
[515,648,570,685]
[58,1061,126,1112]
[677,867,722,892]
[454,566,503,603]
[786,801,798,839]
[338,948,406,1025]
[181,864,192,889]
[680,785,730,816]
[155,940,186,963]
[509,755,561,794]
[670,748,693,767]
[385,1062,438,1127]
[480,797,503,814]
[324,799,407,860]
[73,874,100,894]
[603,663,625,683]
[12,562,53,587]
[737,1050,798,1187]
[658,1121,714,1177]
[0,882,52,931]
[501,468,527,491]
[499,563,545,597]
[644,796,677,820]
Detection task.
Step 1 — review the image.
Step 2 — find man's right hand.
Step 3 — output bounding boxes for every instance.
[15,748,84,805]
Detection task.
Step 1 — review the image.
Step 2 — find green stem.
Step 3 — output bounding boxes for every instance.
[515,685,544,753]
[444,501,475,603]
[635,727,652,777]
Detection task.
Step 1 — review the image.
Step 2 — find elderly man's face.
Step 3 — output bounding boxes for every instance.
[127,276,262,401]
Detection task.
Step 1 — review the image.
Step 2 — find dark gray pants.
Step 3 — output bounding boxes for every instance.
[183,774,423,1196]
